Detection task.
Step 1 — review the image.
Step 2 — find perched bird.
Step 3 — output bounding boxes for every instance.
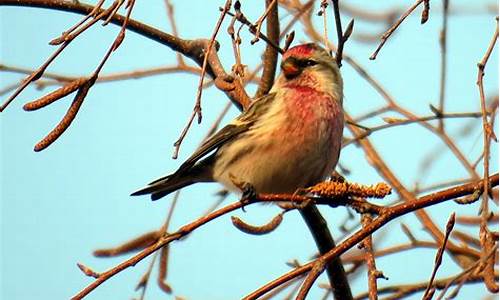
[131,43,344,201]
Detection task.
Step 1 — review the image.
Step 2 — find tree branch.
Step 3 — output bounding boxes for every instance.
[244,174,498,299]
[0,0,251,110]
[299,204,353,300]
[254,0,279,98]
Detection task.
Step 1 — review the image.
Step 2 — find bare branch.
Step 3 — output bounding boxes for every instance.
[476,17,499,294]
[370,0,426,60]
[244,174,498,299]
[254,0,279,98]
[422,213,456,299]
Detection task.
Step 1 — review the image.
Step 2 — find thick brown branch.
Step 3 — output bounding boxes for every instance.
[244,174,498,299]
[0,0,250,110]
[72,179,386,299]
[299,204,353,300]
[254,0,279,99]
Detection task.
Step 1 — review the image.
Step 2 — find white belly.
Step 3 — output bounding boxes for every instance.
[212,119,341,194]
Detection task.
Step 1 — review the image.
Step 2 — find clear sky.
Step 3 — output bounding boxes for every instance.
[1,1,498,299]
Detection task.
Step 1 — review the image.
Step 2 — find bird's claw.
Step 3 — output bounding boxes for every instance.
[229,174,256,212]
[240,182,256,212]
[330,171,346,183]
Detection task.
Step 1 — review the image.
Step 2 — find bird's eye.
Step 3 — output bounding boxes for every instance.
[304,60,318,67]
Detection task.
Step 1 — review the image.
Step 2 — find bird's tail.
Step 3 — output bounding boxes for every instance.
[131,160,213,201]
[131,174,195,200]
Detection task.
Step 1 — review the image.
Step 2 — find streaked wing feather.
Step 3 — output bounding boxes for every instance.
[173,92,276,175]
[145,93,275,183]
[173,123,248,175]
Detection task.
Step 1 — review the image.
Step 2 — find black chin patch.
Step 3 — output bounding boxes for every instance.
[284,72,301,80]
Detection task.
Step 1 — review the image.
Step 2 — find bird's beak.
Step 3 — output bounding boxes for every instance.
[281,58,301,79]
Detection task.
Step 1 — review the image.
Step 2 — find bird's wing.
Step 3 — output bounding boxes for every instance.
[149,92,276,184]
[171,123,249,176]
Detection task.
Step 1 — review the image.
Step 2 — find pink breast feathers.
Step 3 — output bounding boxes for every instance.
[284,86,339,133]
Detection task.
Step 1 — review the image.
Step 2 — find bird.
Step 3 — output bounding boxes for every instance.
[131,43,344,201]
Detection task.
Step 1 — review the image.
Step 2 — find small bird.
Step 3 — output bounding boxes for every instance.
[131,43,344,201]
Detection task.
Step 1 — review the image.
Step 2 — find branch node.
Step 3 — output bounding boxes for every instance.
[77,263,100,278]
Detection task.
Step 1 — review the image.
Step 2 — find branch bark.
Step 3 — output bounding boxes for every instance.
[299,204,353,300]
[0,0,251,110]
[244,173,498,299]
[254,0,280,99]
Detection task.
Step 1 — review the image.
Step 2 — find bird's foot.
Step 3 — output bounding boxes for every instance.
[240,182,256,212]
[330,171,346,183]
[229,174,256,212]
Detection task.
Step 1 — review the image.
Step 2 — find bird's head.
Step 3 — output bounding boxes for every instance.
[273,43,342,101]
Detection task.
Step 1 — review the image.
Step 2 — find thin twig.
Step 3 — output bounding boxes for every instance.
[163,0,184,65]
[437,0,449,131]
[370,0,425,60]
[0,1,121,112]
[0,0,252,113]
[34,0,135,151]
[422,213,456,299]
[476,16,499,293]
[345,111,484,146]
[353,272,492,300]
[172,0,231,159]
[331,0,344,66]
[435,244,499,300]
[250,0,278,44]
[318,0,329,52]
[361,214,385,300]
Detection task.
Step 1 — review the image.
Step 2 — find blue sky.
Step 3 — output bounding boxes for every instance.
[1,1,498,299]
